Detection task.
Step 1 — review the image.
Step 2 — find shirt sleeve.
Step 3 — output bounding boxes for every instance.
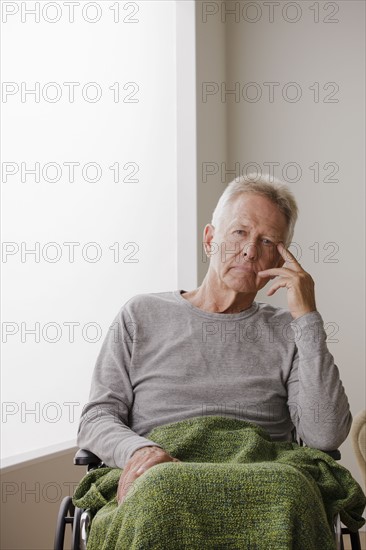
[286,311,352,450]
[76,307,163,468]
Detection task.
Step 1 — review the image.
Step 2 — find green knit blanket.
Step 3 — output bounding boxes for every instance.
[73,416,366,550]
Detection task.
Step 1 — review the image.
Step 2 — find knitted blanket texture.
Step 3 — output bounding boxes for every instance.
[72,416,366,550]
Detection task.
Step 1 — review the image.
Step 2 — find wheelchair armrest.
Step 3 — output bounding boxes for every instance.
[323,449,341,461]
[296,435,341,460]
[74,449,103,466]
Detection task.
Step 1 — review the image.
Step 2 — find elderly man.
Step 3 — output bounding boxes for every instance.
[77,174,352,506]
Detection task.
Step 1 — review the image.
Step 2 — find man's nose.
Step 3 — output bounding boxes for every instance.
[243,242,258,261]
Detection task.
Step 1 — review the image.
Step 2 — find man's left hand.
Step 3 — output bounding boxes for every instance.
[258,243,317,320]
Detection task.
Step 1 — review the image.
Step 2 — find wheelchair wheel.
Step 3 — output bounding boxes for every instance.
[341,527,362,550]
[54,496,75,550]
[72,506,83,550]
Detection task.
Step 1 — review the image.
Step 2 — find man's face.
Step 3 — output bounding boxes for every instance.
[205,193,289,294]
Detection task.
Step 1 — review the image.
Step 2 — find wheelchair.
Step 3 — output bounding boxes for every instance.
[54,446,363,550]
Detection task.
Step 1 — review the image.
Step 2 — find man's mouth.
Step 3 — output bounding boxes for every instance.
[230,265,256,273]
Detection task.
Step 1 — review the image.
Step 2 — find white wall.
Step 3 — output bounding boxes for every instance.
[196,0,228,282]
[177,0,199,290]
[1,448,83,550]
[1,0,178,462]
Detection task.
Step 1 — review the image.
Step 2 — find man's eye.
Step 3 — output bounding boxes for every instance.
[234,230,245,236]
[262,239,273,246]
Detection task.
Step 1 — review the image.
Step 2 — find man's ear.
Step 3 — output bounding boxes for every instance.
[204,223,215,244]
[203,224,215,256]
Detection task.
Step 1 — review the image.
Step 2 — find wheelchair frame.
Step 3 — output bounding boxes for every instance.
[54,447,362,550]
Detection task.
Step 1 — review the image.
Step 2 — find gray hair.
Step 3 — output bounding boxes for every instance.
[211,173,298,246]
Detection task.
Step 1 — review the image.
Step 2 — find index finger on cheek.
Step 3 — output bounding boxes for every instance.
[277,242,287,256]
[278,242,295,264]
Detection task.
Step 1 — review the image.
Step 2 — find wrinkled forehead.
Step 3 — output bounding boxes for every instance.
[220,193,289,237]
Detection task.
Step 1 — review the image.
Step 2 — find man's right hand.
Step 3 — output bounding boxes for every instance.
[117,446,180,505]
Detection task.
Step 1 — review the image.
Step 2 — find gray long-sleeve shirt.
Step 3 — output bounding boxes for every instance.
[77,290,352,468]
